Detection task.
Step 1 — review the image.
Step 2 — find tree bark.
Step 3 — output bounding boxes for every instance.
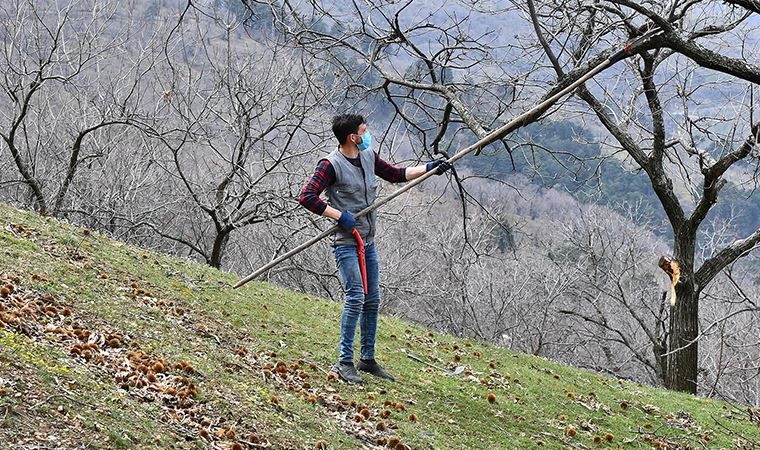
[3,79,49,215]
[209,230,230,269]
[665,231,698,393]
[5,138,48,215]
[666,278,699,393]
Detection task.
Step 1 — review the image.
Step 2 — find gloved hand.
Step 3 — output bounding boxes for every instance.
[426,159,452,175]
[337,211,356,231]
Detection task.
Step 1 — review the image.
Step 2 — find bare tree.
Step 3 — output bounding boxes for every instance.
[0,0,155,216]
[555,203,672,384]
[699,266,760,406]
[523,0,760,392]
[137,5,338,268]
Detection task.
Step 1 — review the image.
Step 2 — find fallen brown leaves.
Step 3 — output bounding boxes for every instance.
[0,272,269,449]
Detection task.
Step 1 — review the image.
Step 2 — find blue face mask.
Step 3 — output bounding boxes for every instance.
[356,131,372,151]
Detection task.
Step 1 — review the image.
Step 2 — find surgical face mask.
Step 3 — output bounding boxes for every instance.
[356,131,372,151]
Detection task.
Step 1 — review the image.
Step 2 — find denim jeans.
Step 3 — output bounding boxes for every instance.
[333,242,380,363]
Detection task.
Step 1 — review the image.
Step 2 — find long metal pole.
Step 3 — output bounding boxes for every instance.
[233,33,659,289]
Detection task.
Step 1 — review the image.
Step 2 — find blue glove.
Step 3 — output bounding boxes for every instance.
[426,159,451,175]
[337,211,356,231]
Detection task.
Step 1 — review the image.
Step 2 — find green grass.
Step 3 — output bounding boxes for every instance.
[0,203,758,449]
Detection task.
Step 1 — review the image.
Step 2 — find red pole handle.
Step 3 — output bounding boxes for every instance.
[351,228,368,295]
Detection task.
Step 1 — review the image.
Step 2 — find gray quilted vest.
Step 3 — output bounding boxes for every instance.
[324,148,377,246]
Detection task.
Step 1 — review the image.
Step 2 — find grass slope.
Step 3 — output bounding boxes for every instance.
[0,203,758,450]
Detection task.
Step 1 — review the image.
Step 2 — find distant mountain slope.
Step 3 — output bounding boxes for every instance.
[463,120,760,239]
[0,203,758,449]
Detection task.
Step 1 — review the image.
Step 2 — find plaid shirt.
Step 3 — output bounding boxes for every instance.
[299,152,407,215]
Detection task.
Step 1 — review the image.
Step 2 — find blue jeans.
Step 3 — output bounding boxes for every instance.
[333,242,380,363]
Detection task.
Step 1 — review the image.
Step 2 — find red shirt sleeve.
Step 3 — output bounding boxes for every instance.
[299,159,336,215]
[374,152,406,183]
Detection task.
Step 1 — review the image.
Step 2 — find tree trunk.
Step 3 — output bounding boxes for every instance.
[5,140,48,215]
[665,231,698,393]
[209,230,230,269]
[665,278,699,393]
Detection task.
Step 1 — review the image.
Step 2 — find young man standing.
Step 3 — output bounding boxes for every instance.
[299,114,450,383]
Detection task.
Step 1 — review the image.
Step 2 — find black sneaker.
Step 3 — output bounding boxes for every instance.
[332,361,364,384]
[357,359,395,382]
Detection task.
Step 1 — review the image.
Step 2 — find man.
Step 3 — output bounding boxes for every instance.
[299,114,450,383]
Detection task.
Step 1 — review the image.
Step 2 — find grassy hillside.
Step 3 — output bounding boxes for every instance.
[0,203,758,450]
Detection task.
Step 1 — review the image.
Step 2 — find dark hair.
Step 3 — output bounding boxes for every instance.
[332,114,364,145]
